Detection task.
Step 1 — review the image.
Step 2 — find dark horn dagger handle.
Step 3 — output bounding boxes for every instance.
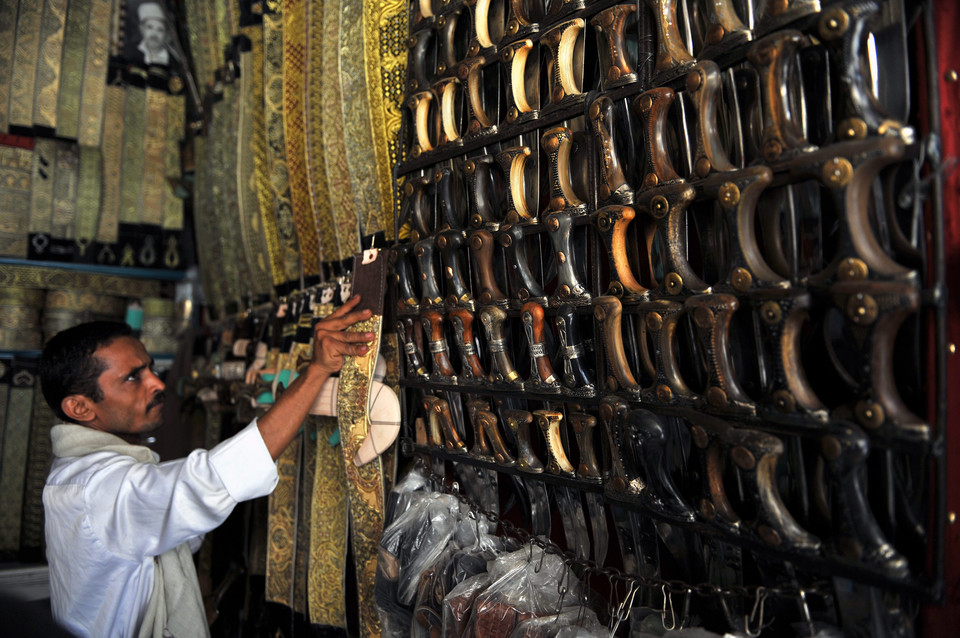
[521,301,561,392]
[593,295,642,398]
[479,305,524,389]
[687,60,736,177]
[393,246,422,313]
[478,410,517,467]
[533,409,576,477]
[414,238,444,308]
[684,293,755,415]
[434,165,466,231]
[589,97,634,205]
[595,205,649,299]
[633,87,682,189]
[554,303,596,398]
[397,317,429,380]
[624,409,695,520]
[636,299,697,406]
[634,184,707,296]
[421,310,458,382]
[467,229,509,307]
[502,408,543,472]
[435,9,462,76]
[755,0,820,35]
[645,0,696,82]
[498,223,547,307]
[434,397,468,453]
[545,211,592,306]
[435,230,473,307]
[698,0,752,59]
[464,154,502,229]
[569,412,601,481]
[598,396,631,491]
[541,126,588,214]
[406,28,434,93]
[591,4,639,90]
[819,425,910,578]
[449,307,486,384]
[466,398,493,458]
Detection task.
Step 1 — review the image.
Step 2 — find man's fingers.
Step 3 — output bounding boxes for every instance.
[327,295,361,318]
[317,308,373,331]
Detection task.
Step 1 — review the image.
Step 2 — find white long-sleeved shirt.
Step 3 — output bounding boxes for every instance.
[43,420,279,638]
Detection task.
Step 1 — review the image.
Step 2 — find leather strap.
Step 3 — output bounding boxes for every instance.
[0,0,18,133]
[0,144,32,258]
[77,0,111,147]
[9,0,43,129]
[55,0,90,138]
[119,86,146,224]
[33,0,68,129]
[96,84,125,245]
[0,361,35,555]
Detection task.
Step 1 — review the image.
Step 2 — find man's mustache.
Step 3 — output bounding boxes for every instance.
[146,392,166,412]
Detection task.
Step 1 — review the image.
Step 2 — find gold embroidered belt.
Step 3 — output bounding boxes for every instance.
[0,144,33,258]
[294,421,317,616]
[191,136,225,315]
[97,84,125,246]
[265,432,302,606]
[55,0,91,140]
[0,361,36,555]
[75,145,102,258]
[77,0,111,147]
[9,0,43,129]
[34,0,68,130]
[51,141,78,240]
[20,386,55,554]
[29,138,56,236]
[119,86,146,225]
[141,88,168,228]
[209,90,244,307]
[0,0,18,133]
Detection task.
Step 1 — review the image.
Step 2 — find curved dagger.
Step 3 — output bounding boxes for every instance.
[402,174,434,241]
[435,9,465,76]
[498,223,547,306]
[407,28,436,95]
[411,0,433,29]
[686,60,736,178]
[426,395,468,453]
[467,229,509,307]
[591,4,639,90]
[697,0,752,60]
[687,412,821,552]
[570,411,610,565]
[414,237,444,307]
[478,409,517,467]
[533,410,576,477]
[633,87,683,190]
[756,0,822,37]
[407,90,438,158]
[392,245,421,313]
[435,230,473,307]
[433,76,463,148]
[593,295,641,398]
[594,205,650,300]
[478,305,524,389]
[520,300,561,393]
[554,304,596,398]
[435,164,468,231]
[598,396,631,492]
[623,409,695,521]
[501,408,543,472]
[464,154,505,229]
[397,316,429,380]
[471,0,506,51]
[500,39,539,126]
[421,309,457,383]
[684,293,756,415]
[541,126,588,215]
[449,307,486,384]
[466,398,494,459]
[541,18,587,110]
[458,57,499,139]
[545,211,591,306]
[645,0,695,84]
[816,424,909,578]
[590,96,635,205]
[496,145,538,224]
[635,298,698,406]
[635,185,707,296]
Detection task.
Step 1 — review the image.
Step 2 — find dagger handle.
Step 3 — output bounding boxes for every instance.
[533,410,576,477]
[541,18,586,107]
[684,294,755,414]
[423,396,446,448]
[687,60,736,177]
[473,0,504,50]
[464,154,504,229]
[595,205,649,298]
[521,301,561,392]
[466,398,493,458]
[644,0,695,80]
[479,305,524,388]
[449,307,487,383]
[435,230,472,306]
[698,0,751,56]
[411,0,433,27]
[434,165,467,231]
[748,30,812,162]
[541,126,587,214]
[500,39,539,125]
[593,295,641,397]
[435,10,462,76]
[591,4,639,90]
[624,409,695,520]
[819,425,909,577]
[435,397,468,453]
[554,303,596,397]
[407,90,437,157]
[459,57,498,135]
[496,145,537,224]
[433,76,463,147]
[589,97,634,205]
[479,409,517,466]
[756,0,821,36]
[421,310,457,381]
[637,298,696,405]
[406,28,435,94]
[502,408,544,472]
[634,184,708,295]
[633,87,682,189]
[598,396,631,491]
[498,223,547,305]
[393,246,421,313]
[415,238,444,307]
[402,174,433,240]
[397,317,429,380]
[467,229,509,306]
[569,412,601,480]
[545,211,591,305]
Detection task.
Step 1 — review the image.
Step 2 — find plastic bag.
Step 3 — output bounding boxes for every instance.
[442,573,491,638]
[510,607,606,638]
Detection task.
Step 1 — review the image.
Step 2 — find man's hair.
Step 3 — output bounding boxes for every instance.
[39,321,133,423]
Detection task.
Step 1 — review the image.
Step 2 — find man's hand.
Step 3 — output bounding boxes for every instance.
[311,295,376,374]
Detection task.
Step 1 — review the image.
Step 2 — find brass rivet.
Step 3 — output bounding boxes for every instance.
[639,95,653,112]
[665,272,683,294]
[818,8,850,40]
[686,71,702,93]
[464,160,476,174]
[550,196,566,210]
[731,267,753,292]
[847,293,878,325]
[646,312,663,331]
[838,118,868,140]
[594,305,606,321]
[763,139,783,162]
[547,217,560,231]
[760,301,782,324]
[758,525,781,547]
[501,48,513,62]
[772,390,796,413]
[544,136,560,153]
[469,43,480,56]
[608,67,621,82]
[557,251,566,264]
[404,182,414,196]
[769,0,788,16]
[696,157,712,178]
[507,20,518,35]
[731,446,755,470]
[946,70,959,83]
[949,343,957,354]
[701,499,716,520]
[706,386,727,408]
[518,288,530,300]
[949,512,957,524]
[822,157,853,188]
[694,306,714,329]
[589,102,601,120]
[559,284,571,297]
[755,44,774,66]
[499,232,513,247]
[838,257,868,281]
[507,107,519,122]
[609,282,624,297]
[651,195,669,218]
[718,182,740,208]
[552,86,565,102]
[436,235,447,249]
[707,25,725,45]
[855,400,885,429]
[656,384,673,402]
[644,173,660,189]
[597,213,611,231]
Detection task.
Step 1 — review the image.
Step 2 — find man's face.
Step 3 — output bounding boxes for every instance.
[140,17,166,51]
[86,336,166,439]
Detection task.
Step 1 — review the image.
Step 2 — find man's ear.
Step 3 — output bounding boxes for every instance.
[62,395,96,424]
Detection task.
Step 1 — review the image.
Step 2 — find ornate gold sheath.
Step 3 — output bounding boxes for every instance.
[0,145,32,258]
[163,93,185,231]
[51,141,78,240]
[20,385,56,552]
[75,145,102,257]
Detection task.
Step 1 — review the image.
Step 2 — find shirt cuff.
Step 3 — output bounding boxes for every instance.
[208,419,279,502]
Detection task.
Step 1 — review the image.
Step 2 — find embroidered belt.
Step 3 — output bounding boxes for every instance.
[263,11,303,286]
[0,264,162,297]
[265,433,302,606]
[9,0,43,129]
[119,86,146,224]
[75,145,102,257]
[0,145,32,258]
[141,88,167,228]
[191,137,225,314]
[33,0,68,130]
[283,0,322,274]
[51,141,78,240]
[162,93,184,235]
[29,139,56,236]
[213,1,232,64]
[97,85,125,245]
[0,0,17,133]
[55,0,90,139]
[213,84,248,304]
[20,385,56,553]
[0,361,36,555]
[77,0,111,147]
[294,422,317,616]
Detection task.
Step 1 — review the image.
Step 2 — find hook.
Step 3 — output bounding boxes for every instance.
[798,588,815,637]
[661,584,676,631]
[534,544,547,573]
[744,587,769,637]
[608,579,641,636]
[527,538,535,563]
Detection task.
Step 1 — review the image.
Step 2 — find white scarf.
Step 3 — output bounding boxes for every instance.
[51,425,209,638]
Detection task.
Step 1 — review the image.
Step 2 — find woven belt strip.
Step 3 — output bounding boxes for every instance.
[51,141,79,240]
[29,138,56,235]
[8,0,43,129]
[306,0,344,263]
[265,432,301,606]
[184,0,210,92]
[140,88,167,227]
[362,0,408,240]
[283,0,322,274]
[0,0,18,133]
[225,80,255,300]
[293,419,317,616]
[0,145,32,258]
[191,137,225,315]
[33,0,68,130]
[213,1,232,65]
[0,363,36,554]
[210,89,245,306]
[77,0,111,147]
[75,144,102,258]
[118,86,146,224]
[96,84,125,245]
[263,10,303,286]
[243,24,285,288]
[55,0,90,139]
[162,93,184,231]
[0,263,162,297]
[20,383,56,553]
[237,46,274,298]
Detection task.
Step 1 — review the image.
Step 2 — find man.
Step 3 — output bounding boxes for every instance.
[134,2,171,66]
[39,297,373,637]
